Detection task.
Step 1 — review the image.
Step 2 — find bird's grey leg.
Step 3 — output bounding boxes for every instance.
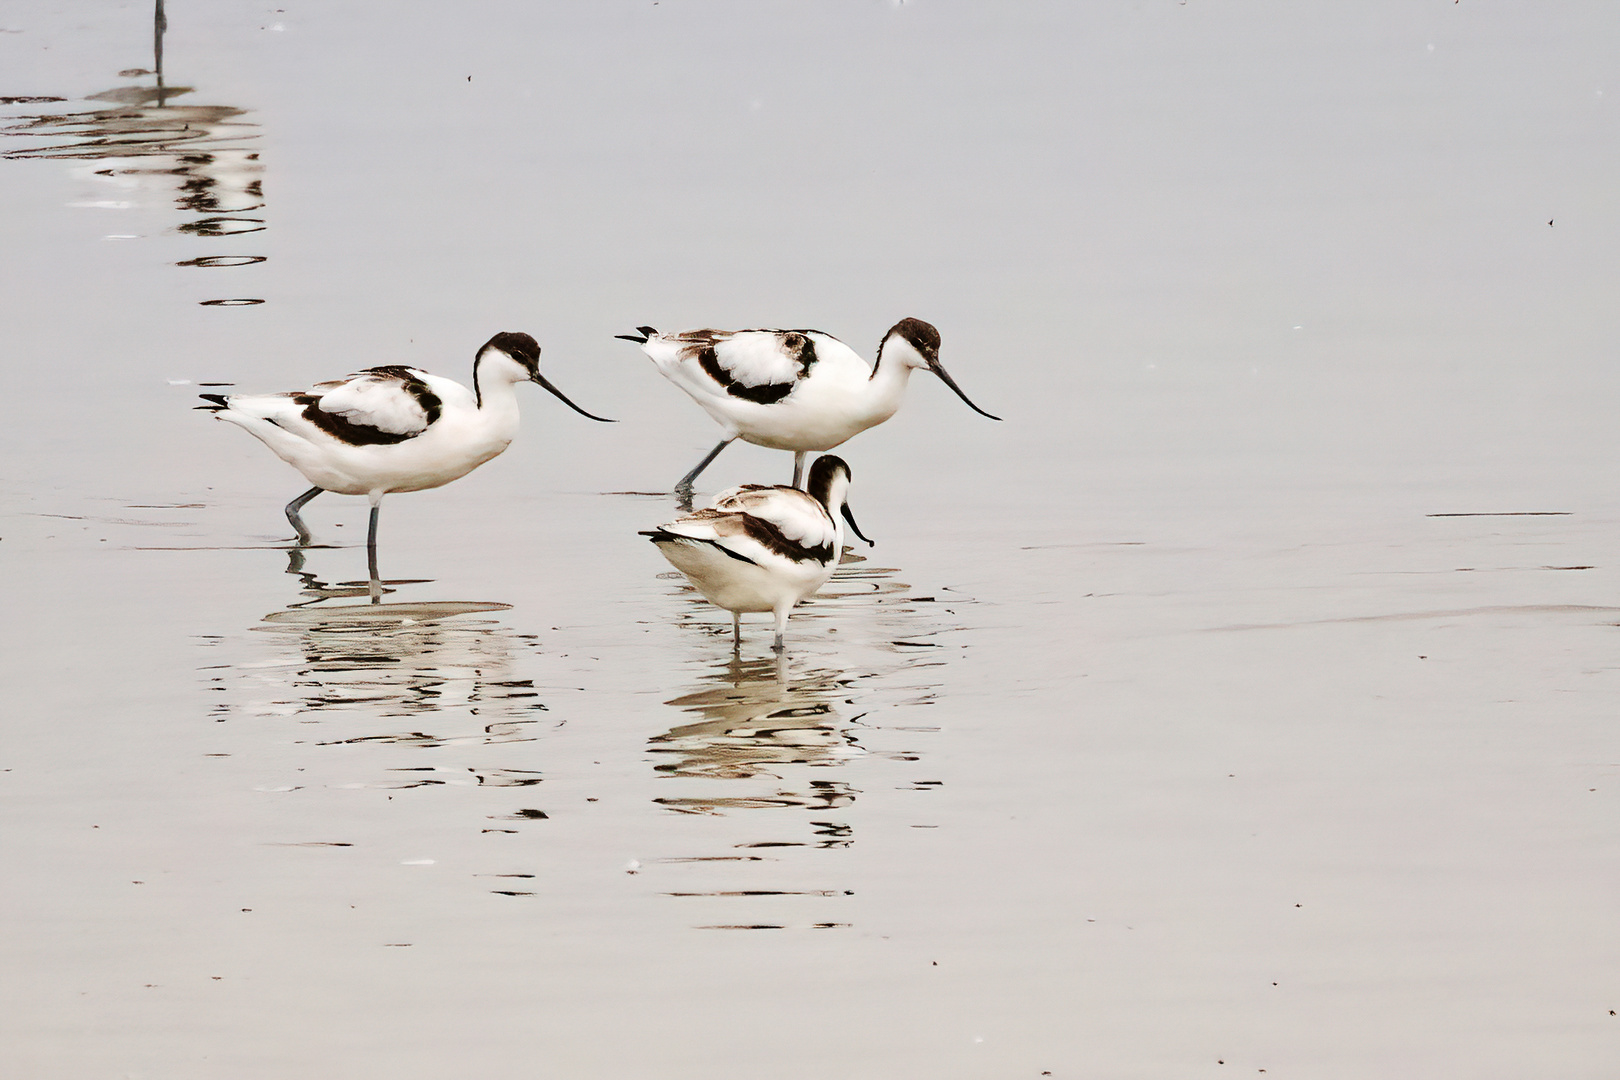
[285,486,322,545]
[675,438,735,495]
[772,608,790,652]
[791,451,806,490]
[366,504,382,604]
[733,612,741,646]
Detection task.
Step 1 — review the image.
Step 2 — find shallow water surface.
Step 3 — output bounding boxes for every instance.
[3,3,1620,1077]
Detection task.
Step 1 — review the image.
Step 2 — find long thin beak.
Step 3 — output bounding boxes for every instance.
[533,372,616,422]
[841,503,874,547]
[929,361,1002,421]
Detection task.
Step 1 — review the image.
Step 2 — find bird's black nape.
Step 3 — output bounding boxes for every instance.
[805,454,852,508]
[889,317,941,363]
[483,331,541,366]
[472,333,543,407]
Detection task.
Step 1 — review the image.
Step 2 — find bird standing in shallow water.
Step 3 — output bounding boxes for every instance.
[643,454,872,651]
[617,318,999,493]
[199,331,613,598]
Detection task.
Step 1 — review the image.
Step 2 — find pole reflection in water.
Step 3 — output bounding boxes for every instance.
[645,554,970,930]
[0,0,267,304]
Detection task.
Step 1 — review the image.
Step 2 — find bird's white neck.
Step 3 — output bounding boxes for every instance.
[467,356,529,452]
[472,353,527,409]
[862,338,922,423]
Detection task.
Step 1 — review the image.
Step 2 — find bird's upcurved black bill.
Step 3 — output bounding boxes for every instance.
[534,373,616,422]
[929,361,1002,421]
[842,503,874,547]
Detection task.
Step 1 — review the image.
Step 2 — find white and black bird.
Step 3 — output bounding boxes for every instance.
[642,454,872,650]
[198,331,613,596]
[617,318,999,492]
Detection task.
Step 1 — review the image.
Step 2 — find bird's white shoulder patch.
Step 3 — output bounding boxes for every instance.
[315,369,434,436]
[703,332,808,388]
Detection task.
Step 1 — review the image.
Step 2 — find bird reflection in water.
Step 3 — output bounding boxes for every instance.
[195,564,557,893]
[205,558,549,755]
[647,653,861,930]
[644,557,966,929]
[0,0,267,303]
[651,653,862,823]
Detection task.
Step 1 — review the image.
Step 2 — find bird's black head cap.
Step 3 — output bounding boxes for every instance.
[482,331,542,375]
[889,317,940,365]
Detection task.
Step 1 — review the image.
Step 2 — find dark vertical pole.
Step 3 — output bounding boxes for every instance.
[154,0,168,105]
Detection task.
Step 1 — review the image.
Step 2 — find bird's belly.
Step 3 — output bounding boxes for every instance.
[379,438,506,493]
[658,544,831,613]
[666,356,893,451]
[317,430,509,496]
[730,396,887,452]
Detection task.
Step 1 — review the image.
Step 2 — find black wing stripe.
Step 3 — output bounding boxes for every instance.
[642,529,762,566]
[698,346,794,405]
[740,514,833,564]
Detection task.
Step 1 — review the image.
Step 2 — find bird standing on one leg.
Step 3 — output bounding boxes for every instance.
[643,454,872,651]
[617,318,999,494]
[198,331,613,599]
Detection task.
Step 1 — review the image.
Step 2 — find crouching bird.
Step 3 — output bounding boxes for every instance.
[643,455,872,650]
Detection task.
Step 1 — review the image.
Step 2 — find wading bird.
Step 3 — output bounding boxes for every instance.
[643,454,872,650]
[199,331,613,597]
[617,318,998,492]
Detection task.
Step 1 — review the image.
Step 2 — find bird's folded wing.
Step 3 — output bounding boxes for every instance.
[655,508,733,544]
[308,367,440,438]
[673,330,816,390]
[712,488,833,548]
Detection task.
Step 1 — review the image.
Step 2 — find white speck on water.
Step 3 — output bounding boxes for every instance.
[70,200,132,209]
[402,859,435,866]
[625,859,641,874]
[167,379,191,386]
[102,234,139,240]
[1427,43,1435,52]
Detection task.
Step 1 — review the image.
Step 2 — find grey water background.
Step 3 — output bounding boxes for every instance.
[3,1,1618,1076]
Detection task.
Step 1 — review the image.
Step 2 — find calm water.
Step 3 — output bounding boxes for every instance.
[3,3,1619,1077]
